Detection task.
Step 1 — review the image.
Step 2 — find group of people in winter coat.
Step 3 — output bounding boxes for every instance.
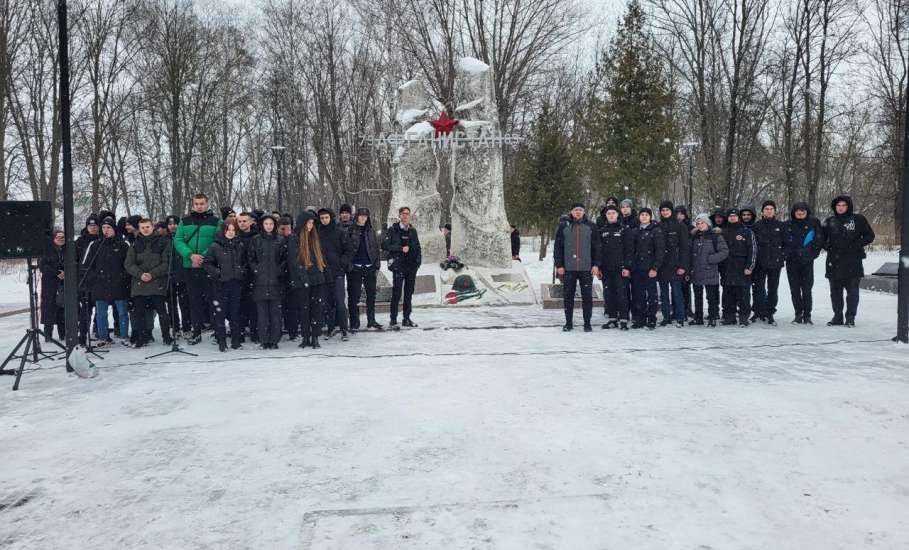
[42,193,423,353]
[553,194,875,332]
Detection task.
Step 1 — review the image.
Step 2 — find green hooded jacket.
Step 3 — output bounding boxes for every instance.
[174,210,222,269]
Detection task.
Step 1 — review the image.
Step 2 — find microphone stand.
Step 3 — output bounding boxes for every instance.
[78,237,109,360]
[146,231,197,360]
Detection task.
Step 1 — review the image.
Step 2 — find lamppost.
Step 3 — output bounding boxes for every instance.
[271,145,286,213]
[896,70,909,342]
[681,141,700,211]
[57,0,78,372]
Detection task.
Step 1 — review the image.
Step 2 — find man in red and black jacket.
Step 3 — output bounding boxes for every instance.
[554,203,601,332]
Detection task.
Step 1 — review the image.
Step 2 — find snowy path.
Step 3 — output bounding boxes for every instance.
[0,252,907,549]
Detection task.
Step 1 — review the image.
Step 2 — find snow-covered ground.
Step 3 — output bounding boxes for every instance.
[0,248,907,549]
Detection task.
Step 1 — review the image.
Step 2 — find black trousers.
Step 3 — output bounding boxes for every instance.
[256,299,282,345]
[602,269,629,321]
[240,282,257,340]
[722,285,751,321]
[632,271,659,324]
[185,267,210,335]
[167,281,191,332]
[682,280,693,317]
[563,271,593,325]
[282,292,299,338]
[213,280,242,344]
[348,265,378,328]
[391,269,417,322]
[323,275,348,331]
[829,277,861,321]
[753,266,782,317]
[43,306,65,341]
[295,286,323,340]
[693,284,720,321]
[786,262,814,317]
[133,295,170,342]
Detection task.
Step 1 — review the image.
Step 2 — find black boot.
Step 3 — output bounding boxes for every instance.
[583,323,593,332]
[707,318,717,328]
[218,336,227,352]
[402,318,417,328]
[827,316,844,326]
[562,323,573,332]
[311,335,321,349]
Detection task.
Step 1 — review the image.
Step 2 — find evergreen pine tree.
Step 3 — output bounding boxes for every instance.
[507,100,582,258]
[582,0,677,203]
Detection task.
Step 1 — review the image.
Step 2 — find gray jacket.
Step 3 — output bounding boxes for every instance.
[689,227,728,286]
[554,216,600,272]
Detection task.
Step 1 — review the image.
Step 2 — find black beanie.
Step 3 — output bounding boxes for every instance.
[639,207,653,218]
[85,214,99,227]
[659,200,674,211]
[605,204,620,214]
[762,199,777,210]
[570,202,585,210]
[339,204,353,215]
[220,206,235,220]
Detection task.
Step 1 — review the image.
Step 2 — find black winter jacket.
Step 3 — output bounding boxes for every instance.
[286,234,326,289]
[822,195,875,280]
[248,232,287,300]
[204,235,247,284]
[317,211,356,277]
[721,221,757,286]
[784,203,823,267]
[383,223,422,273]
[82,236,130,302]
[598,222,633,272]
[40,244,65,319]
[630,223,665,272]
[348,222,381,268]
[752,216,786,270]
[657,217,690,281]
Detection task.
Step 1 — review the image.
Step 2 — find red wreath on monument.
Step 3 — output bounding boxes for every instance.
[429,111,459,137]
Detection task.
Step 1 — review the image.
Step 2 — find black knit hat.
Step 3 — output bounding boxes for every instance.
[762,199,777,210]
[85,214,99,227]
[659,200,674,211]
[165,215,179,226]
[569,202,585,210]
[339,204,353,215]
[727,208,740,218]
[220,206,235,220]
[356,207,370,218]
[605,204,620,214]
[100,216,116,228]
[639,207,653,218]
[127,214,141,228]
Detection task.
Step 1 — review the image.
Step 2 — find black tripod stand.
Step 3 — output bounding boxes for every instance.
[0,259,67,390]
[78,238,108,361]
[146,233,196,360]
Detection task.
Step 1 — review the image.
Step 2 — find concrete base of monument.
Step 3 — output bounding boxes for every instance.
[540,282,606,310]
[352,260,537,314]
[859,262,898,294]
